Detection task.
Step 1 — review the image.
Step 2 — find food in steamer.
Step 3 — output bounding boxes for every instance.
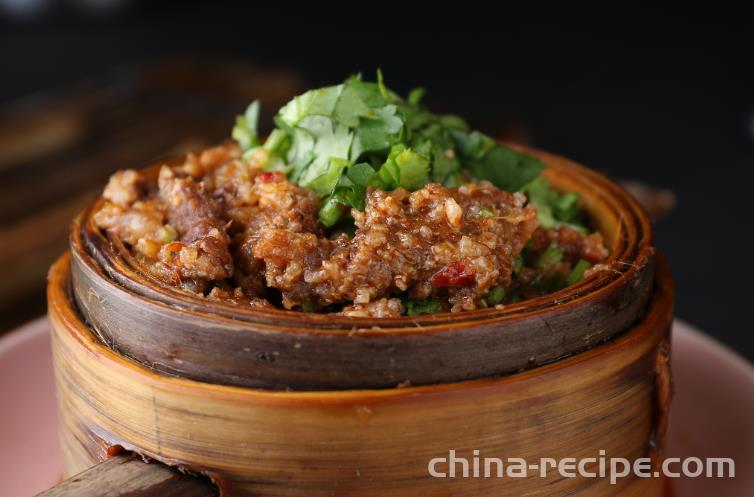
[94,74,609,316]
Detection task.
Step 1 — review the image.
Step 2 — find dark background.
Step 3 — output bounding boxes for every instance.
[1,3,753,359]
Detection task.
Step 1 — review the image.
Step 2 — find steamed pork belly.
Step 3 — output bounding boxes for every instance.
[339,298,404,318]
[156,166,233,281]
[254,181,538,312]
[227,170,322,298]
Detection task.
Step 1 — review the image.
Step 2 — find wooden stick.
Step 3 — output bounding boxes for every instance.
[36,453,216,497]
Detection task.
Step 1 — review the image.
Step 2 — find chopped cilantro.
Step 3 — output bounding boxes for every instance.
[566,259,591,285]
[318,161,375,227]
[523,177,588,233]
[484,285,506,306]
[407,87,425,105]
[232,100,261,151]
[479,207,496,218]
[373,144,430,191]
[232,73,551,227]
[513,254,524,274]
[536,243,564,269]
[403,298,443,316]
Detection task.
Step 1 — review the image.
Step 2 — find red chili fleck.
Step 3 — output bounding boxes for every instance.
[432,261,476,287]
[257,171,285,183]
[162,241,186,260]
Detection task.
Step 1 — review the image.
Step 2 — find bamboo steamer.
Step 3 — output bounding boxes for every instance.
[48,144,674,496]
[49,252,673,496]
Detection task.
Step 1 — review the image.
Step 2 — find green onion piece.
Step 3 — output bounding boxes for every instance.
[536,243,564,269]
[485,285,506,306]
[513,255,524,275]
[231,100,260,151]
[262,128,289,155]
[407,87,425,105]
[403,298,443,316]
[566,259,591,286]
[318,196,345,227]
[479,207,495,218]
[157,225,177,243]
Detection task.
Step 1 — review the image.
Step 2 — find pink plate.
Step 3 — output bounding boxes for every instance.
[0,318,751,496]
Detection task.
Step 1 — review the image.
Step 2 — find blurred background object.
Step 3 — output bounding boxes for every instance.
[0,56,304,331]
[1,3,753,359]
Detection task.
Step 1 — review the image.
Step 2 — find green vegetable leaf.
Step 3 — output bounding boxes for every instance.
[297,119,353,189]
[262,128,289,155]
[536,243,564,269]
[523,177,588,233]
[403,298,443,316]
[484,285,506,306]
[431,143,461,184]
[566,259,591,285]
[333,85,372,127]
[316,161,375,227]
[346,162,376,186]
[306,157,350,197]
[351,104,403,158]
[318,196,347,227]
[234,72,587,235]
[345,75,388,107]
[513,254,524,274]
[374,144,430,191]
[469,142,544,192]
[232,100,261,151]
[407,87,425,105]
[278,85,343,127]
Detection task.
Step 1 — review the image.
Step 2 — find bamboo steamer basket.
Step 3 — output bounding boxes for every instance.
[68,145,657,391]
[49,145,674,496]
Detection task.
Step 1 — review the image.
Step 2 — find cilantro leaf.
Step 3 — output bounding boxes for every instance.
[317,161,375,227]
[351,104,403,158]
[407,87,425,105]
[454,131,544,192]
[523,177,588,233]
[536,243,564,269]
[373,144,430,191]
[306,157,350,197]
[566,259,591,285]
[484,285,506,306]
[278,85,343,127]
[403,298,443,316]
[236,72,581,234]
[346,162,376,186]
[232,100,261,151]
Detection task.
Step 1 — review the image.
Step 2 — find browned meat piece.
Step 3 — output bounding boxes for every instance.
[157,167,233,280]
[157,235,233,281]
[531,225,609,265]
[102,169,146,207]
[179,142,242,178]
[231,234,268,297]
[93,199,169,248]
[159,167,226,243]
[255,181,538,312]
[253,229,334,309]
[206,284,274,309]
[207,160,258,208]
[339,298,403,317]
[228,171,322,299]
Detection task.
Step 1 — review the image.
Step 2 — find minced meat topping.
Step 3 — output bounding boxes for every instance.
[94,142,608,316]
